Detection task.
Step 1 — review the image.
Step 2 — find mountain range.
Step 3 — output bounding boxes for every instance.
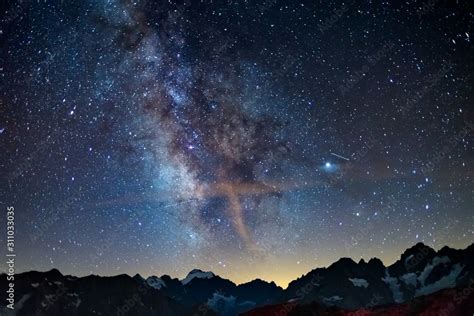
[1,242,473,315]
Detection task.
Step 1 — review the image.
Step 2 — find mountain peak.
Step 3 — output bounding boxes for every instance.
[45,268,63,278]
[182,269,215,285]
[401,242,435,261]
[329,257,357,269]
[240,278,280,288]
[133,273,144,280]
[188,268,210,274]
[367,257,384,267]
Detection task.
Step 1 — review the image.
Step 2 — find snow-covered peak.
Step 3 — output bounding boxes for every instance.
[146,276,166,289]
[182,269,215,285]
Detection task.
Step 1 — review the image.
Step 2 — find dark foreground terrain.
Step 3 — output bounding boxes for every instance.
[1,243,473,315]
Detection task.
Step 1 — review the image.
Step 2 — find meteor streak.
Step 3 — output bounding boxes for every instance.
[330,152,350,161]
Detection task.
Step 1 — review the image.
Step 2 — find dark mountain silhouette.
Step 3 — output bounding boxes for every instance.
[243,285,474,316]
[1,243,473,315]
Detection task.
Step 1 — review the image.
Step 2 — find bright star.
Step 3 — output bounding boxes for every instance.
[321,161,337,173]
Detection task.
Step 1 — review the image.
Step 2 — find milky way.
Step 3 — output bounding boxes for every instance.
[1,0,472,286]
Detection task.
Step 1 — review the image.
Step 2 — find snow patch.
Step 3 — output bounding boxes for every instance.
[182,269,215,285]
[323,296,343,304]
[7,293,31,315]
[382,270,403,303]
[400,273,417,287]
[67,293,81,308]
[146,276,166,289]
[416,263,464,297]
[418,256,450,286]
[31,283,39,288]
[207,292,255,315]
[349,278,369,288]
[207,292,236,308]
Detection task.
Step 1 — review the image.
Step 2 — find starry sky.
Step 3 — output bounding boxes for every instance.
[1,0,473,287]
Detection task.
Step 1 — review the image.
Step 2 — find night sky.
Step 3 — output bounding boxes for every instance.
[1,0,473,287]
